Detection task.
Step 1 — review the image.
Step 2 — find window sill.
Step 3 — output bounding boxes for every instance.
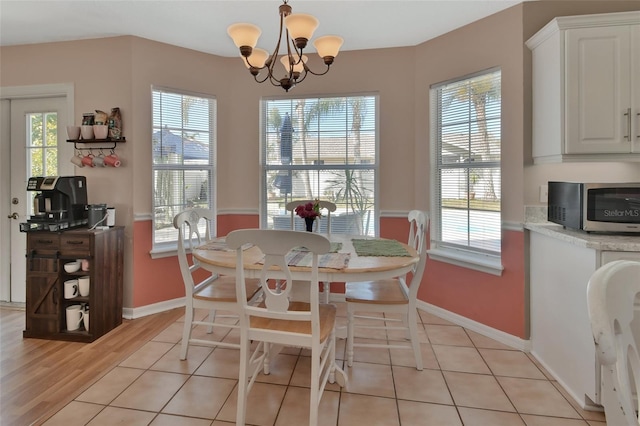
[427,247,504,276]
[150,243,178,259]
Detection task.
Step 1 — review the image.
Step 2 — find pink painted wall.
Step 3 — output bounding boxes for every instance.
[423,231,525,337]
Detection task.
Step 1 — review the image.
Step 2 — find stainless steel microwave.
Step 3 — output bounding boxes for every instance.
[548,181,640,233]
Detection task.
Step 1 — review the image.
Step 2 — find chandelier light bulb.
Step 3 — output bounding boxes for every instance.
[280,54,308,75]
[227,23,262,53]
[313,35,344,61]
[244,48,269,69]
[284,13,319,49]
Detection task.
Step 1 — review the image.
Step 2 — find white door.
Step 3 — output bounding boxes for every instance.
[1,97,72,303]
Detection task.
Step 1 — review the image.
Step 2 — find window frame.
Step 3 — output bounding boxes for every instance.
[150,86,217,256]
[259,94,379,236]
[429,68,504,276]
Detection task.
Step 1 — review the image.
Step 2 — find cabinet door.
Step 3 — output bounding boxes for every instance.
[25,271,60,333]
[565,25,631,154]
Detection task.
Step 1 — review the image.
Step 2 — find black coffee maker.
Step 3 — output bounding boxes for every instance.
[20,176,88,232]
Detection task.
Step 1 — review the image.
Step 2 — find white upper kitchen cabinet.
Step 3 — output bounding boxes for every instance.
[527,11,640,164]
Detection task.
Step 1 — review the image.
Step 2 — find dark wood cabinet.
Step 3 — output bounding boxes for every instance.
[24,226,124,342]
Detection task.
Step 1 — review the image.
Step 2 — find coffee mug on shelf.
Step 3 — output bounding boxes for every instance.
[80,259,90,272]
[64,279,79,299]
[80,125,94,140]
[93,124,109,140]
[81,154,95,167]
[104,152,121,167]
[92,155,105,167]
[83,311,90,331]
[70,154,84,168]
[66,125,81,140]
[78,276,90,297]
[65,305,84,331]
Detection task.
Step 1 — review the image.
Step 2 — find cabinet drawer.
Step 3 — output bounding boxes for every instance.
[28,235,60,251]
[60,234,92,255]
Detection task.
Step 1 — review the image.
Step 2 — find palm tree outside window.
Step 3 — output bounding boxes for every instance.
[430,68,502,270]
[261,95,378,236]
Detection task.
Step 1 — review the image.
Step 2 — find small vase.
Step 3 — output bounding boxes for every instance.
[304,217,315,232]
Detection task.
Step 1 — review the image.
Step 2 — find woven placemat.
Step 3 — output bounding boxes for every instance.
[286,251,351,269]
[351,238,411,257]
[197,238,252,252]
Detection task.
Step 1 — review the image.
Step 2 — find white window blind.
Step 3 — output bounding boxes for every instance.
[152,87,216,248]
[261,95,378,236]
[432,69,501,257]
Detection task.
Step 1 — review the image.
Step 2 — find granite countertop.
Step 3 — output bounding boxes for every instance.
[524,222,640,252]
[524,206,640,252]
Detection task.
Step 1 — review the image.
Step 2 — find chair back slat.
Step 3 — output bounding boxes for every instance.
[406,210,430,298]
[227,229,330,331]
[173,208,215,295]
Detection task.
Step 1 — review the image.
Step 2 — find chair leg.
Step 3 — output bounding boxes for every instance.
[180,307,194,360]
[236,335,249,426]
[323,281,330,304]
[206,308,216,334]
[346,304,355,367]
[309,348,320,426]
[407,308,423,370]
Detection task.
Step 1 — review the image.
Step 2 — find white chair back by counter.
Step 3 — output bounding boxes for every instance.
[346,210,429,370]
[226,229,347,426]
[173,208,260,360]
[587,260,640,426]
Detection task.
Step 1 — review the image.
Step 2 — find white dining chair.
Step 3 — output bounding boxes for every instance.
[226,229,347,426]
[173,208,261,360]
[587,260,640,426]
[285,199,337,233]
[345,210,429,370]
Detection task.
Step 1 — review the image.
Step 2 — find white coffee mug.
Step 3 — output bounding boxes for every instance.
[64,279,79,299]
[83,311,90,331]
[66,305,84,331]
[78,276,90,297]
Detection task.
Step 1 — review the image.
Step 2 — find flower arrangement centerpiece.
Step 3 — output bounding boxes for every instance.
[295,199,322,232]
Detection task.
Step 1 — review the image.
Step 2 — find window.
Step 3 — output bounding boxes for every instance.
[26,111,59,216]
[152,87,216,250]
[430,69,502,274]
[261,95,378,236]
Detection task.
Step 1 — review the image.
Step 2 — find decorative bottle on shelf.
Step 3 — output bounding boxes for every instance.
[108,107,122,140]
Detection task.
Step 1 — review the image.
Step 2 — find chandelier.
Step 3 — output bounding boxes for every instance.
[227,0,343,92]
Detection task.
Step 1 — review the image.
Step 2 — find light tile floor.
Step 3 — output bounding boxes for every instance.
[42,306,608,426]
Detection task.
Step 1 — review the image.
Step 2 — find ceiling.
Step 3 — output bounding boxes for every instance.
[0,1,523,58]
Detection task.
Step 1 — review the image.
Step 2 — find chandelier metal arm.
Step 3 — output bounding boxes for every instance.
[303,63,332,76]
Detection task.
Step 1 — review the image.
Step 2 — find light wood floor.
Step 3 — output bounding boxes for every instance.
[0,306,184,426]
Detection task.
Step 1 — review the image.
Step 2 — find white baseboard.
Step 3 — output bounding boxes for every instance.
[122,294,530,353]
[416,301,532,352]
[123,297,185,320]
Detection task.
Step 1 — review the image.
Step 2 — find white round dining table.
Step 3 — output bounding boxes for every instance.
[192,233,419,283]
